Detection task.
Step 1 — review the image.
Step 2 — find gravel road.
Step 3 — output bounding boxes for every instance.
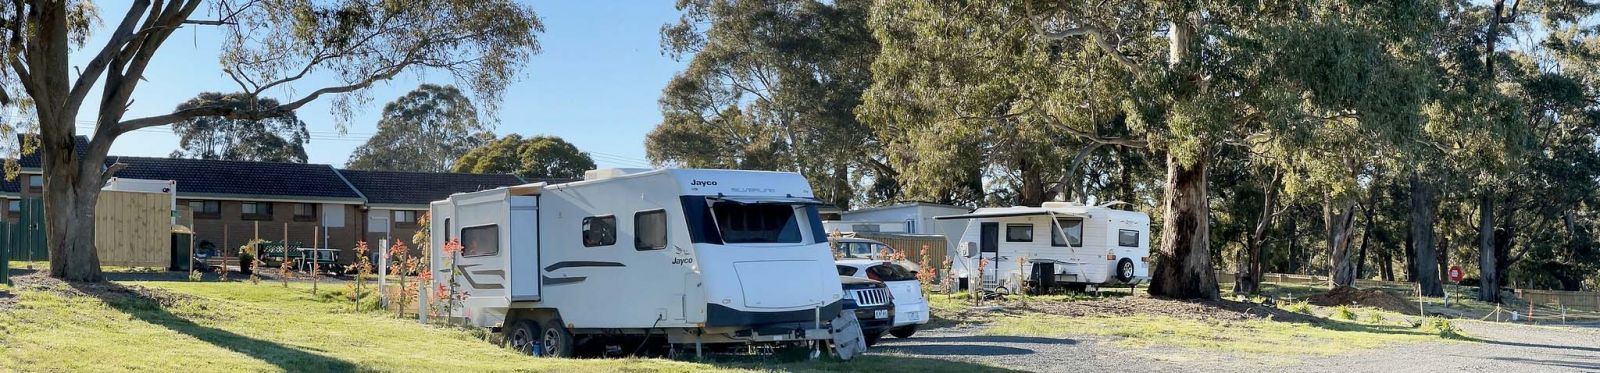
[871,319,1600,372]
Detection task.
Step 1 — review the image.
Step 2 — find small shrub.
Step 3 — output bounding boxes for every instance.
[1364,311,1385,324]
[1423,317,1464,339]
[1333,305,1357,321]
[187,270,202,282]
[1284,301,1312,314]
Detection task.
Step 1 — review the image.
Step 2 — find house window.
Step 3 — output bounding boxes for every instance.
[1051,218,1084,247]
[1005,223,1034,242]
[394,210,418,227]
[189,201,221,219]
[460,225,499,257]
[7,200,19,215]
[241,202,273,220]
[26,175,42,191]
[1119,229,1140,247]
[292,203,317,222]
[583,215,617,247]
[635,210,667,251]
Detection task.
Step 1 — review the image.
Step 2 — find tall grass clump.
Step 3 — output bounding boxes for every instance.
[1285,301,1313,314]
[1333,305,1357,320]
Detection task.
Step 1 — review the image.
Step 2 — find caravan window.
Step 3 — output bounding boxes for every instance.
[1051,218,1084,247]
[1005,224,1034,242]
[461,225,499,257]
[711,203,802,244]
[1119,229,1140,247]
[635,210,667,251]
[583,216,617,247]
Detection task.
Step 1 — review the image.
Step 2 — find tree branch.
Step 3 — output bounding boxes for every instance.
[1042,26,1141,75]
[118,59,415,131]
[67,0,151,112]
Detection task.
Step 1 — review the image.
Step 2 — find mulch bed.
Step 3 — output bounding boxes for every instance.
[1012,296,1323,323]
[1306,287,1417,314]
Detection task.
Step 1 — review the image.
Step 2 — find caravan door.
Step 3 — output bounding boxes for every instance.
[979,222,1000,289]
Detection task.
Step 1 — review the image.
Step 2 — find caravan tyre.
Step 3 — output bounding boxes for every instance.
[1116,258,1136,283]
[540,319,576,358]
[505,320,540,355]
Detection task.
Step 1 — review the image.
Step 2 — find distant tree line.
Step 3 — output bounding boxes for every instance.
[646,0,1600,299]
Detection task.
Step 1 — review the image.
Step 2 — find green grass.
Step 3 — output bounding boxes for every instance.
[0,276,1009,372]
[981,313,1453,358]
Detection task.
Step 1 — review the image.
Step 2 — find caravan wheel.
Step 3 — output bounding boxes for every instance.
[540,319,576,358]
[1116,258,1136,283]
[505,320,540,355]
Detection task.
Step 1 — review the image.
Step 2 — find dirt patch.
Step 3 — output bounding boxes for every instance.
[1003,296,1322,323]
[1306,287,1416,314]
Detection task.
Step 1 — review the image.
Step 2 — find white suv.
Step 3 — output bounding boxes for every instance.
[835,259,928,338]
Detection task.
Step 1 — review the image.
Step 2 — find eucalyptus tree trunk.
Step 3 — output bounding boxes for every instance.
[1324,195,1360,288]
[1149,154,1218,300]
[1409,174,1443,296]
[1234,169,1280,294]
[1147,17,1217,301]
[1477,194,1501,303]
[1286,215,1301,273]
[28,1,107,282]
[1355,207,1372,280]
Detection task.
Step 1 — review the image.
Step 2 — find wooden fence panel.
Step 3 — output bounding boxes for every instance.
[853,232,948,272]
[95,190,172,268]
[1516,289,1600,311]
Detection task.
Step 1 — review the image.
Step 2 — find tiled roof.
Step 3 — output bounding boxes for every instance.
[337,169,533,206]
[108,156,363,201]
[0,176,16,195]
[17,135,89,169]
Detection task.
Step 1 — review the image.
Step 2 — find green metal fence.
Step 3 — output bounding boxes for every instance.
[16,198,46,263]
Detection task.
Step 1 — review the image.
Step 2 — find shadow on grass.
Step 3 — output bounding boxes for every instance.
[66,281,361,373]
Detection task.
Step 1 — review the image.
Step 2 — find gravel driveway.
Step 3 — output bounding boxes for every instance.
[1291,320,1600,372]
[871,319,1600,372]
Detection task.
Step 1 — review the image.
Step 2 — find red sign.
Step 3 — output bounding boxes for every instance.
[1447,265,1464,283]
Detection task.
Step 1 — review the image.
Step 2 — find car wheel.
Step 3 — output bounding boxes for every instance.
[505,320,539,355]
[890,326,917,339]
[864,332,883,346]
[1116,258,1136,283]
[540,318,576,358]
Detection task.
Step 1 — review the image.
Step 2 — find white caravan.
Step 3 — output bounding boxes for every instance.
[936,202,1150,293]
[428,168,844,357]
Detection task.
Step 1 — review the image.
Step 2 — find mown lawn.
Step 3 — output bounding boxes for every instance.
[0,274,1007,372]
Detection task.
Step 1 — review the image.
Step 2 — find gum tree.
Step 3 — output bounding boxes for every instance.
[1,0,542,281]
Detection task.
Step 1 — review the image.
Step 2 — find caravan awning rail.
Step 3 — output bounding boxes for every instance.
[707,195,829,205]
[933,208,1089,220]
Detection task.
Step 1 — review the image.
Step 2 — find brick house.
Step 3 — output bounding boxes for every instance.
[109,156,369,261]
[6,135,529,265]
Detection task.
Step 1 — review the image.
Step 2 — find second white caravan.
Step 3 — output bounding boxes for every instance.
[429,168,845,357]
[937,201,1151,293]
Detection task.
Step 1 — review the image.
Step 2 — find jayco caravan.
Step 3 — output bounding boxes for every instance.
[429,168,844,357]
[937,202,1150,293]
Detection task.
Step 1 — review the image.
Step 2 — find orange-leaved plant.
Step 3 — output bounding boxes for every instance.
[348,241,374,312]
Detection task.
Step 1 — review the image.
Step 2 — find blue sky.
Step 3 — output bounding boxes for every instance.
[73,1,684,169]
